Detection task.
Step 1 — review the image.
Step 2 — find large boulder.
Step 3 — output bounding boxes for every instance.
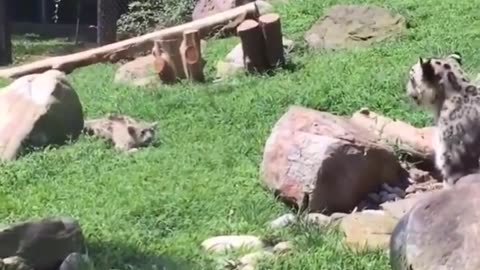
[260,105,404,213]
[0,70,84,160]
[390,182,480,270]
[114,55,159,87]
[304,5,406,50]
[0,217,85,270]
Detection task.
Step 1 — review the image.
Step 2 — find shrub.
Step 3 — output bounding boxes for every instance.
[117,0,196,36]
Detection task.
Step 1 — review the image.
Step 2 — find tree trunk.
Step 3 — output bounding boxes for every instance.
[0,1,272,79]
[0,0,11,66]
[97,0,118,45]
[179,30,205,82]
[237,19,268,73]
[259,13,285,68]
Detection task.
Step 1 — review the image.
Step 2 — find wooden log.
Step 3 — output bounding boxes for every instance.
[0,0,12,66]
[0,1,272,79]
[259,13,285,68]
[350,108,434,160]
[179,30,205,82]
[237,19,268,73]
[152,41,177,84]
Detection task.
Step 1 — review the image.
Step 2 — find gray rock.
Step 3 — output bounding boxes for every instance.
[390,183,480,270]
[305,5,406,50]
[268,214,297,229]
[59,253,94,270]
[0,217,85,270]
[0,70,84,160]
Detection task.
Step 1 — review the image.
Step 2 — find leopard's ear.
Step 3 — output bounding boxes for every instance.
[419,57,436,82]
[449,52,462,65]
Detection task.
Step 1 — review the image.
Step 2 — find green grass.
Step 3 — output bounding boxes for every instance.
[2,0,480,269]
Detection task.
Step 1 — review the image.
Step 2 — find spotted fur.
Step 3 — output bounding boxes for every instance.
[83,114,157,152]
[406,52,480,187]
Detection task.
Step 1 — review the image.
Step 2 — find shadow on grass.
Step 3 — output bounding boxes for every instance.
[87,240,193,270]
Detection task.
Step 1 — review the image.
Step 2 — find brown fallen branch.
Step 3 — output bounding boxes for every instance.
[179,30,205,82]
[237,19,269,73]
[350,108,435,160]
[259,13,285,68]
[0,1,273,79]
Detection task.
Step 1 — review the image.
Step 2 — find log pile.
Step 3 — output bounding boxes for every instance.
[236,13,285,74]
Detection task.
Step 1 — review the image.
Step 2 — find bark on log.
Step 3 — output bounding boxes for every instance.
[237,19,269,73]
[152,42,177,84]
[179,30,205,82]
[350,108,434,160]
[0,1,273,79]
[259,13,284,68]
[260,105,404,214]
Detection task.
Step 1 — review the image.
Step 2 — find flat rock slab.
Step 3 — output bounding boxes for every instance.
[305,5,406,50]
[0,70,84,160]
[390,182,480,270]
[340,211,398,251]
[0,217,85,270]
[260,105,403,213]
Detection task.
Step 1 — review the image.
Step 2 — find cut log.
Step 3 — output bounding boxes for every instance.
[259,13,285,68]
[0,1,273,79]
[152,42,176,84]
[350,108,434,160]
[179,30,205,82]
[237,19,269,73]
[260,105,404,214]
[157,38,185,79]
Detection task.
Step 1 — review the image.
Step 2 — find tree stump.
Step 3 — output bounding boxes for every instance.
[259,13,285,68]
[237,19,268,73]
[152,41,177,84]
[179,30,205,82]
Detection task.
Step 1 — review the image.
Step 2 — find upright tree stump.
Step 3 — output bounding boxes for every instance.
[237,19,268,73]
[259,13,285,68]
[152,40,177,84]
[179,30,205,82]
[0,0,11,65]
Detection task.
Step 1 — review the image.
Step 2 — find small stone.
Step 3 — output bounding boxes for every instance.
[239,250,274,268]
[201,235,264,253]
[381,184,406,198]
[273,241,293,254]
[330,212,348,221]
[305,213,332,227]
[2,256,33,270]
[341,211,397,251]
[367,192,381,202]
[268,214,297,229]
[380,193,398,203]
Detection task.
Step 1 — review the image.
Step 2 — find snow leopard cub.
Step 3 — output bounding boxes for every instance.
[406,52,480,188]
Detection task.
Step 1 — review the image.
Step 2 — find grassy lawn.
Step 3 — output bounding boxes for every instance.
[2,0,480,269]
